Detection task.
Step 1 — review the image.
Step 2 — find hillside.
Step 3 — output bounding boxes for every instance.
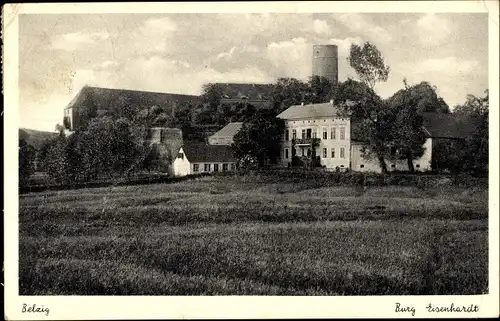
[19,128,58,149]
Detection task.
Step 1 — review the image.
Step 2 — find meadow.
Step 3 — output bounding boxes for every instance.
[19,174,488,295]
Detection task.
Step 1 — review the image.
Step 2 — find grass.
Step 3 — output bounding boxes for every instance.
[19,175,488,295]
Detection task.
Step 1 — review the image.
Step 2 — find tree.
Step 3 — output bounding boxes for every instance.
[387,79,428,172]
[348,42,390,90]
[271,78,311,113]
[308,76,335,104]
[333,79,395,173]
[394,81,449,113]
[232,109,285,167]
[344,42,392,173]
[454,90,488,175]
[19,138,36,184]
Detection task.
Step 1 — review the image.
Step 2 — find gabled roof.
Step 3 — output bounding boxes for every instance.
[216,83,273,100]
[277,102,343,120]
[209,122,243,139]
[65,86,200,111]
[180,143,236,163]
[421,112,476,139]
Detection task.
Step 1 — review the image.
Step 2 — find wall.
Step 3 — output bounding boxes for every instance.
[191,162,237,174]
[350,138,433,173]
[280,116,351,169]
[173,147,191,176]
[149,127,183,174]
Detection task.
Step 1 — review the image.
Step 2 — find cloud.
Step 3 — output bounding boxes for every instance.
[313,19,331,35]
[267,37,311,79]
[134,17,178,53]
[332,13,392,44]
[416,13,452,45]
[216,46,237,60]
[51,31,110,51]
[397,56,485,107]
[329,36,364,57]
[401,56,481,75]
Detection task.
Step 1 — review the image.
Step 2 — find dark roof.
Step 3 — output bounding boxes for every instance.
[209,122,243,138]
[216,83,273,100]
[180,143,236,163]
[421,112,476,139]
[65,86,200,111]
[277,102,343,120]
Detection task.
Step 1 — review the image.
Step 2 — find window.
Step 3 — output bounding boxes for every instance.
[340,127,346,140]
[307,149,311,157]
[285,148,289,159]
[204,164,211,172]
[340,147,345,159]
[301,129,306,139]
[178,152,184,159]
[306,128,312,139]
[214,164,219,172]
[323,128,327,139]
[331,148,335,158]
[416,164,420,168]
[292,129,297,139]
[323,148,327,158]
[331,127,336,140]
[285,130,289,141]
[302,148,305,156]
[222,163,228,172]
[391,164,396,168]
[193,164,199,172]
[230,163,236,171]
[360,164,365,168]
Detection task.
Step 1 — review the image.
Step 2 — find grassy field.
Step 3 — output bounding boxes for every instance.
[19,175,488,295]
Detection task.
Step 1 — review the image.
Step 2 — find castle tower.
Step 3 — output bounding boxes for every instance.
[312,45,338,84]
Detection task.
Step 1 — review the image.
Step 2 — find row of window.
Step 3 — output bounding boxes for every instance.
[357,164,421,169]
[193,163,236,173]
[284,147,346,159]
[284,127,346,141]
[289,119,348,124]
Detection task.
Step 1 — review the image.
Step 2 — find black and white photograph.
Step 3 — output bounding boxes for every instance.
[4,1,499,319]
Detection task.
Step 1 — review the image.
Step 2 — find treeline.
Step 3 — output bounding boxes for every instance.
[19,41,488,186]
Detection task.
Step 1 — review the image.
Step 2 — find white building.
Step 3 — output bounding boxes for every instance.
[173,143,237,177]
[277,102,469,173]
[277,101,351,170]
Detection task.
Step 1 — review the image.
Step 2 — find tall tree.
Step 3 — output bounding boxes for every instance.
[271,78,311,113]
[232,109,285,167]
[454,90,489,175]
[308,75,335,104]
[334,79,394,173]
[388,79,427,172]
[345,42,392,173]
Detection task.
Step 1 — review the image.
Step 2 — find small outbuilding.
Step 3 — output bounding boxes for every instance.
[172,143,237,177]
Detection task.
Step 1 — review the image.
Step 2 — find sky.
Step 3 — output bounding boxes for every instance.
[19,12,489,131]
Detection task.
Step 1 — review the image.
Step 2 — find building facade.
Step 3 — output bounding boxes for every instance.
[277,101,351,170]
[173,143,237,177]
